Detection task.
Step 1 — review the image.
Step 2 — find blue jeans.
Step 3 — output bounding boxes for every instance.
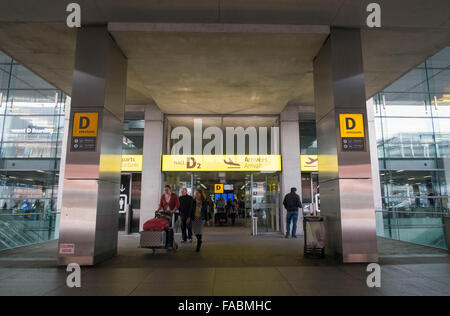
[286,211,299,237]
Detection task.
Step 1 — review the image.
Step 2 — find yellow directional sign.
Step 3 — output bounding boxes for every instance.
[162,155,282,172]
[214,184,224,193]
[121,155,143,172]
[72,113,98,137]
[339,114,365,138]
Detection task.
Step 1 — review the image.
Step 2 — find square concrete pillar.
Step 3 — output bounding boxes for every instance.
[281,104,303,236]
[314,28,378,263]
[139,104,164,231]
[57,26,127,266]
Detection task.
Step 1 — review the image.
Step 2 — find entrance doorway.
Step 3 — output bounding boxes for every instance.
[164,172,281,234]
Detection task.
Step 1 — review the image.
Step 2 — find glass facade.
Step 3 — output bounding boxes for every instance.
[374,46,450,249]
[0,50,68,251]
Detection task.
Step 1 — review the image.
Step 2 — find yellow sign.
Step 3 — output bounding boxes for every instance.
[162,155,282,172]
[339,114,365,138]
[121,155,143,172]
[214,184,224,193]
[301,155,318,172]
[72,113,98,137]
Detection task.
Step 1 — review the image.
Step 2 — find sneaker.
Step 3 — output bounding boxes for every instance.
[285,235,289,239]
[188,239,193,243]
[181,240,186,244]
[292,236,297,239]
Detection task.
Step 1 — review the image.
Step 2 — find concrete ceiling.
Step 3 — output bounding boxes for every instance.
[0,0,448,115]
[112,28,327,114]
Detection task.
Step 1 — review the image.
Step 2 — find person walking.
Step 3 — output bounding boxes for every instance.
[283,187,302,239]
[179,188,194,243]
[191,190,209,252]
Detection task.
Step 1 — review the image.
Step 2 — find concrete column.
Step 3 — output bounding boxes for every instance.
[314,28,378,263]
[367,98,384,236]
[57,26,127,266]
[139,104,164,231]
[280,104,303,236]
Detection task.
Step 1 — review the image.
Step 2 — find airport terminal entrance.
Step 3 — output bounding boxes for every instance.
[164,171,281,234]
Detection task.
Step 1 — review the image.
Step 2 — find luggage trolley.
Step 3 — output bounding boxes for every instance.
[139,212,179,255]
[303,216,326,258]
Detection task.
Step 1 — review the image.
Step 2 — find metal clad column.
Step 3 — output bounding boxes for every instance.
[139,104,164,231]
[314,28,378,263]
[57,26,127,266]
[281,104,303,236]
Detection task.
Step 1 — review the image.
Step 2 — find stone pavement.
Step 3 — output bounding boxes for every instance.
[0,231,449,296]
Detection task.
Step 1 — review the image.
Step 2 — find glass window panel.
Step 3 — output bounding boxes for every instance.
[426,46,450,69]
[0,51,12,64]
[379,92,431,117]
[0,115,4,140]
[427,69,450,94]
[2,115,61,142]
[0,66,11,89]
[433,118,450,158]
[384,68,428,94]
[0,170,58,212]
[5,89,63,115]
[123,120,144,154]
[431,94,450,117]
[1,142,57,159]
[299,121,317,155]
[9,65,55,90]
[381,170,444,210]
[379,117,435,159]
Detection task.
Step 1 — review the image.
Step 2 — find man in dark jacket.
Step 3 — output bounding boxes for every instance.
[179,188,194,243]
[283,187,302,238]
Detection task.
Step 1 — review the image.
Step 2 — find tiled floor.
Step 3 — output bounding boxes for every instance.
[0,231,449,296]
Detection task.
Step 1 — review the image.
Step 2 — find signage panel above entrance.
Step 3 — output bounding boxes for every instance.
[121,155,143,172]
[162,155,282,172]
[301,155,318,172]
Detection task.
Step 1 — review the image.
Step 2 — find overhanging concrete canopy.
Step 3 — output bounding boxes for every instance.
[0,0,448,115]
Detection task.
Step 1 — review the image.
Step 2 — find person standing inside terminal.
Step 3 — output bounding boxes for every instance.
[283,187,302,239]
[192,190,209,252]
[179,188,194,243]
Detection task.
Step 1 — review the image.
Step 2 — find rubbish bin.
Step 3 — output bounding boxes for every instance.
[303,216,326,258]
[445,217,450,253]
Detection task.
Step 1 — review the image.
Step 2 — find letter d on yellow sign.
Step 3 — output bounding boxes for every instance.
[72,113,98,137]
[339,114,364,138]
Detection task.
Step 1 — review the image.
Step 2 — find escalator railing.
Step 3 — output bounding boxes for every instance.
[375,208,449,250]
[0,211,60,252]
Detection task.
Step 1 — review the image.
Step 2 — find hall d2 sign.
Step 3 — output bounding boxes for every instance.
[339,114,366,152]
[71,112,98,152]
[162,155,282,172]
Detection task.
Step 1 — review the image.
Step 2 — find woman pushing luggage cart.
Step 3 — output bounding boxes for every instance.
[139,185,180,254]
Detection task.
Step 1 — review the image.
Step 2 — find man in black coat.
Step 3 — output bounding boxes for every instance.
[283,187,302,238]
[179,187,194,243]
